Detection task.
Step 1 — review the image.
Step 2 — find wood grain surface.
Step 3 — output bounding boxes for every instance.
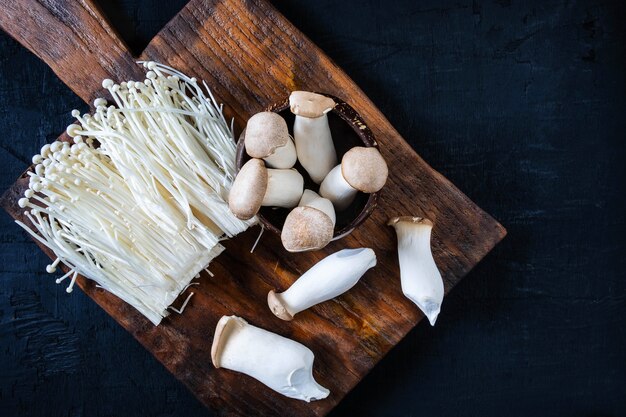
[0,0,505,416]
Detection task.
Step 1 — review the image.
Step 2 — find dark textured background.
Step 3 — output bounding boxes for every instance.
[1,0,625,416]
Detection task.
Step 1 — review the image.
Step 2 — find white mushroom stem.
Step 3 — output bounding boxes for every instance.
[263,168,304,208]
[268,248,376,321]
[293,115,336,183]
[319,165,356,211]
[264,137,296,169]
[388,217,444,326]
[320,147,388,211]
[298,189,336,227]
[211,315,329,402]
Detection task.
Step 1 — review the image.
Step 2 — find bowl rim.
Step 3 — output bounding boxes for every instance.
[235,93,380,240]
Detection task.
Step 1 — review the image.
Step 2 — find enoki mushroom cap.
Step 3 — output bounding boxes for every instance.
[289,91,336,118]
[281,206,334,252]
[244,112,291,158]
[228,158,268,220]
[342,147,388,193]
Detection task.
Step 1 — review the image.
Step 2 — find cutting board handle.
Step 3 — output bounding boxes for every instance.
[0,0,142,103]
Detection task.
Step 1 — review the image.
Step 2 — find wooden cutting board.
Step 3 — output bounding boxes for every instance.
[0,1,506,415]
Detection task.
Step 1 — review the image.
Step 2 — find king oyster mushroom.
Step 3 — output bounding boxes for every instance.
[319,146,388,211]
[228,158,303,220]
[243,112,297,169]
[388,216,444,326]
[268,248,377,320]
[281,190,336,252]
[289,91,337,184]
[211,315,330,402]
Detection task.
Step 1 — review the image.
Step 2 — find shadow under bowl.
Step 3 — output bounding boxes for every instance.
[235,93,380,241]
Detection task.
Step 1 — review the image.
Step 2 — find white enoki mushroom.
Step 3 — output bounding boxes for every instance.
[268,248,377,321]
[17,62,251,325]
[211,315,330,402]
[18,140,226,324]
[67,62,252,238]
[388,217,444,326]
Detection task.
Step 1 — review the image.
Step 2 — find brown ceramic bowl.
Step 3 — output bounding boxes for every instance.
[235,93,380,241]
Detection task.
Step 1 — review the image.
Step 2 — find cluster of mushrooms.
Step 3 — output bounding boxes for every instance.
[210,92,445,403]
[228,91,388,252]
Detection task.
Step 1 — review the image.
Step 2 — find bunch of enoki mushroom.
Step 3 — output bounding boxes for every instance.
[16,62,253,325]
[229,91,389,252]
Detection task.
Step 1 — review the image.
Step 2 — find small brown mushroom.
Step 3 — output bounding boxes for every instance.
[281,190,336,252]
[289,91,337,184]
[228,158,304,220]
[319,146,388,210]
[244,112,296,169]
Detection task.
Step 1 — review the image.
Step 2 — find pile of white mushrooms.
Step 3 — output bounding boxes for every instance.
[211,221,444,402]
[212,247,377,402]
[228,91,389,252]
[211,92,446,402]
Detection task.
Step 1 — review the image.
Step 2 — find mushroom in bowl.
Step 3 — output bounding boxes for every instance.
[234,92,388,251]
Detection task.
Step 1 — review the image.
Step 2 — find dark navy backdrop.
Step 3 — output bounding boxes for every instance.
[1,1,624,416]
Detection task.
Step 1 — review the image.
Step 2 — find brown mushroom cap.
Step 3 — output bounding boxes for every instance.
[341,147,388,193]
[267,290,293,321]
[228,158,268,220]
[281,206,334,252]
[244,112,291,158]
[289,91,336,118]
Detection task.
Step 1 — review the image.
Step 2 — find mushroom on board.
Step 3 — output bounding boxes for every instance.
[228,158,304,220]
[211,315,329,402]
[243,112,297,169]
[319,146,388,211]
[281,190,335,252]
[268,247,377,321]
[388,216,444,326]
[289,91,337,184]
